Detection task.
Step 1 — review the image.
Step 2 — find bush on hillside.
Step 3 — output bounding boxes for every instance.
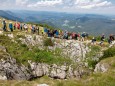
[43,38,54,46]
[86,45,101,69]
[103,47,115,58]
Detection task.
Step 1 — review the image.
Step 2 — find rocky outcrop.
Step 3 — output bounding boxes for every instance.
[20,35,90,62]
[109,41,115,47]
[28,61,91,79]
[94,63,110,73]
[0,58,32,80]
[0,46,32,80]
[37,84,49,86]
[49,64,67,79]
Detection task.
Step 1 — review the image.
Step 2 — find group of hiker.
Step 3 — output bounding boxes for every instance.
[2,19,23,32]
[1,19,88,40]
[91,34,115,46]
[1,19,115,46]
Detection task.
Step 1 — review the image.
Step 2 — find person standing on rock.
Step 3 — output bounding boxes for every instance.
[9,22,13,32]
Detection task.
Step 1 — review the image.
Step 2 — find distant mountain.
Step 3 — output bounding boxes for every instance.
[0,10,115,36]
[0,10,23,22]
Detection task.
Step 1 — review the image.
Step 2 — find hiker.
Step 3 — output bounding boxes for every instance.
[55,30,59,38]
[100,34,105,46]
[2,19,7,31]
[17,23,20,29]
[44,28,48,36]
[81,32,85,41]
[24,24,28,32]
[20,23,23,30]
[13,24,16,30]
[47,29,53,37]
[14,23,17,30]
[31,25,35,34]
[108,34,115,44]
[85,33,89,40]
[36,26,39,35]
[77,33,81,41]
[91,37,96,45]
[9,22,13,32]
[63,30,68,39]
[71,32,76,39]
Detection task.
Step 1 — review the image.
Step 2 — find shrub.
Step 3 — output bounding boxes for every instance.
[87,59,98,69]
[86,45,101,69]
[16,35,25,39]
[103,47,115,58]
[43,38,54,46]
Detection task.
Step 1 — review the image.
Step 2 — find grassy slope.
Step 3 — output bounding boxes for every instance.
[0,57,115,86]
[0,18,115,86]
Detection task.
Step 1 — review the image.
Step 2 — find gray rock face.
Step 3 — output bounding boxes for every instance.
[28,61,90,79]
[109,41,115,47]
[0,58,32,80]
[94,63,110,73]
[20,35,90,63]
[0,46,6,52]
[0,30,3,35]
[37,84,49,86]
[50,65,67,79]
[0,47,32,80]
[28,61,49,78]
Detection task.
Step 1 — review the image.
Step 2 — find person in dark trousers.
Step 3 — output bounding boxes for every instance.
[100,34,105,46]
[9,22,13,32]
[2,19,7,31]
[20,23,23,30]
[92,37,96,45]
[108,34,115,44]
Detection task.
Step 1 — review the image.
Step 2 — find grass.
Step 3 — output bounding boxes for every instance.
[1,18,115,85]
[0,70,115,86]
[0,34,72,66]
[85,45,101,69]
[102,47,115,59]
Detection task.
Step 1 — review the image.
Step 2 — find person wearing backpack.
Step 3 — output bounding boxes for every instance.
[91,37,96,45]
[100,34,105,46]
[108,34,115,44]
[81,32,85,41]
[9,22,13,32]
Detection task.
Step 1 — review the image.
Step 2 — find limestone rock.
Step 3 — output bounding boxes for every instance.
[0,52,32,80]
[94,63,110,72]
[49,64,67,79]
[28,61,49,77]
[37,84,49,86]
[0,46,6,52]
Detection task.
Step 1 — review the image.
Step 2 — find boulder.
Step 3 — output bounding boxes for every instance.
[49,65,67,79]
[94,63,110,72]
[0,52,32,80]
[37,84,49,86]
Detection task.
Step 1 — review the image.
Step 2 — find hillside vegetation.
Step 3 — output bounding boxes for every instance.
[0,18,115,86]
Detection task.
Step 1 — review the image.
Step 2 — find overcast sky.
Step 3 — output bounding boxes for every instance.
[0,0,115,15]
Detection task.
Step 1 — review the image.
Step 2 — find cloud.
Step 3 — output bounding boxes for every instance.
[27,0,62,7]
[74,0,112,9]
[16,0,28,6]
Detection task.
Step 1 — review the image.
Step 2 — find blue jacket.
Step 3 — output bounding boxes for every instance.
[9,24,13,29]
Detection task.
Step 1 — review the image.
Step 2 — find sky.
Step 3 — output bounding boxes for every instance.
[0,0,115,15]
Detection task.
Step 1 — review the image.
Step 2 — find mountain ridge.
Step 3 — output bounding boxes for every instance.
[0,10,115,36]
